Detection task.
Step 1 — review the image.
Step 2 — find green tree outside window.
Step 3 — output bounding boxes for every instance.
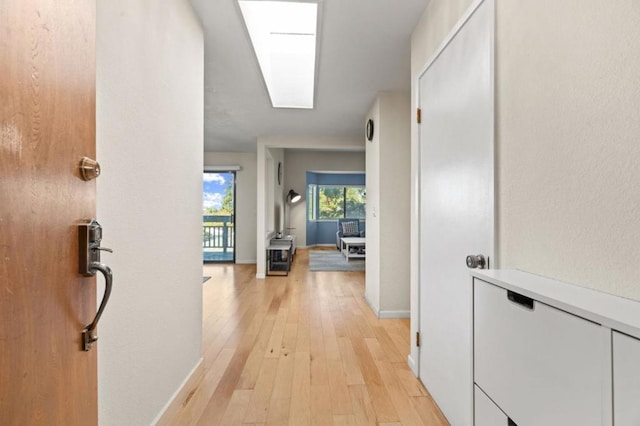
[312,185,365,220]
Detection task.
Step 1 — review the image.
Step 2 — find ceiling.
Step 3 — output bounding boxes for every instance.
[190,0,429,152]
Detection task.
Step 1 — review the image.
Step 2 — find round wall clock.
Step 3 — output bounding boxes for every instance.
[366,119,374,141]
[277,161,282,185]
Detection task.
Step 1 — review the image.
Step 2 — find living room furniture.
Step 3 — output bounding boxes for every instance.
[471,269,640,426]
[340,237,365,260]
[275,235,296,259]
[335,218,365,249]
[266,235,296,276]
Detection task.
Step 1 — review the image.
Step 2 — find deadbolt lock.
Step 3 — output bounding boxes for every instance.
[79,157,101,181]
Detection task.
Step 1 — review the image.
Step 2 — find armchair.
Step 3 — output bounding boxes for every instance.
[336,218,365,249]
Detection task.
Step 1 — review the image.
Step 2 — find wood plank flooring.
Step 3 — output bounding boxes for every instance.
[163,248,448,425]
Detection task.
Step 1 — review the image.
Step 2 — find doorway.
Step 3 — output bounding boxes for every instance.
[203,171,236,263]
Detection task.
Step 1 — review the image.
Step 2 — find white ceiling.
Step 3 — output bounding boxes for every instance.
[190,0,429,152]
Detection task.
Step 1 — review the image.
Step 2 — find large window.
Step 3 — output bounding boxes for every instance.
[308,185,366,220]
[345,186,366,218]
[307,184,317,221]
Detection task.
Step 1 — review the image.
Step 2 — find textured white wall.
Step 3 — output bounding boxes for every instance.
[284,150,366,247]
[96,1,203,424]
[366,92,411,316]
[203,152,258,263]
[366,99,381,314]
[496,0,640,300]
[268,148,285,233]
[378,92,411,315]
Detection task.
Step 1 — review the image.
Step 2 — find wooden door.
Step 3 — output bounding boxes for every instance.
[0,0,97,424]
[417,0,494,425]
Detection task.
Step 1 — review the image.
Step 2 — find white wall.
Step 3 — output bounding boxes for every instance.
[284,149,366,247]
[268,147,285,233]
[97,1,203,424]
[256,136,364,277]
[366,99,381,314]
[204,152,257,263]
[379,92,411,315]
[366,92,411,318]
[495,0,640,301]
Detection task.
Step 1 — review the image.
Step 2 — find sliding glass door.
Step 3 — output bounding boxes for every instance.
[202,171,235,263]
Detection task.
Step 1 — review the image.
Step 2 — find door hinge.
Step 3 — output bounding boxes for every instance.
[416,332,421,347]
[416,108,422,124]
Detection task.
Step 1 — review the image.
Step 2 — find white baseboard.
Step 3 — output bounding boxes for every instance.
[364,293,380,317]
[408,354,418,376]
[151,357,204,425]
[378,310,410,319]
[235,259,256,264]
[256,272,266,279]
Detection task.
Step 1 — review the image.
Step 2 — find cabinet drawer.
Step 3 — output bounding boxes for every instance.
[474,279,603,425]
[613,331,640,426]
[475,385,507,426]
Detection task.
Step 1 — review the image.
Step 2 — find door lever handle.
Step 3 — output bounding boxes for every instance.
[83,262,113,351]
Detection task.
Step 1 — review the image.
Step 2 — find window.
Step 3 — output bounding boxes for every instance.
[309,185,366,220]
[318,186,344,219]
[307,184,317,220]
[345,186,366,218]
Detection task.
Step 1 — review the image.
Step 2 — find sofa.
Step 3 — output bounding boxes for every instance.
[335,218,365,249]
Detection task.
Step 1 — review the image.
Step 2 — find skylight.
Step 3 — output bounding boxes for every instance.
[238,1,318,109]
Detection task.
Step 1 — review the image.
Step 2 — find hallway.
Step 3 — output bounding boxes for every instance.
[163,249,448,425]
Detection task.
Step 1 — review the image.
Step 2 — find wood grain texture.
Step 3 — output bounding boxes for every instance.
[168,251,449,425]
[0,0,96,424]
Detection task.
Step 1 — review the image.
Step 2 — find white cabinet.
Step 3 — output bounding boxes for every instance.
[613,332,640,426]
[474,280,603,426]
[474,385,507,426]
[471,270,640,426]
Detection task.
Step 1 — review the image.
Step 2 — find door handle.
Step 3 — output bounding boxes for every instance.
[83,262,113,351]
[79,219,113,351]
[465,254,487,269]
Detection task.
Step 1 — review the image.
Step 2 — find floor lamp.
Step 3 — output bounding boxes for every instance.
[284,189,301,236]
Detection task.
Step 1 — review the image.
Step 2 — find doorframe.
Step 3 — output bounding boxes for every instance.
[203,168,237,263]
[409,0,495,379]
[255,138,364,279]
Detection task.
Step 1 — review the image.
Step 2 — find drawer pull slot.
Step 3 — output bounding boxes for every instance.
[508,419,518,426]
[507,290,534,310]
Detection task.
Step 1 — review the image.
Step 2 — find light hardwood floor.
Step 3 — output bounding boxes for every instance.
[164,248,449,425]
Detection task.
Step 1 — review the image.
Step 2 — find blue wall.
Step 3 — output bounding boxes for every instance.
[306,172,366,246]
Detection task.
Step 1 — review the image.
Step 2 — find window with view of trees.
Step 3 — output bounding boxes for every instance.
[308,184,317,220]
[309,185,366,220]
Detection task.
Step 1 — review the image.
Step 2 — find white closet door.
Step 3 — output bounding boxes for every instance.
[418,0,494,424]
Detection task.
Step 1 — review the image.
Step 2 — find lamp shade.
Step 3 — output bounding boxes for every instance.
[288,189,301,203]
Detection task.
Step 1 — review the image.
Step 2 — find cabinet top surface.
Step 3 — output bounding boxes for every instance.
[471,269,640,339]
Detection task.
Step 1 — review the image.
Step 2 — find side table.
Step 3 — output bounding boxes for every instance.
[267,237,294,276]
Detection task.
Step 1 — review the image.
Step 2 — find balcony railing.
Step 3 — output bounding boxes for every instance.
[203,215,234,253]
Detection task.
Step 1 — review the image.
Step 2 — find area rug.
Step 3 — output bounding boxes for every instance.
[308,250,365,272]
[202,276,211,283]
